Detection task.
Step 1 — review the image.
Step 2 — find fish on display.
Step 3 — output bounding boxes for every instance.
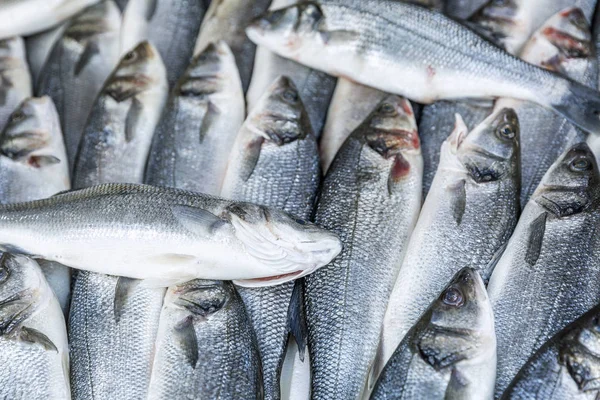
[305,96,423,399]
[148,280,262,399]
[487,143,600,396]
[146,41,244,194]
[25,24,66,89]
[370,268,496,400]
[247,0,600,135]
[37,0,122,172]
[0,253,70,400]
[377,108,521,381]
[0,37,32,132]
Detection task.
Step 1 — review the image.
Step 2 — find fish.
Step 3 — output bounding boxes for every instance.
[72,41,168,188]
[147,280,262,399]
[0,37,32,132]
[37,0,122,172]
[194,0,272,92]
[487,142,600,396]
[501,304,600,400]
[444,0,487,19]
[247,0,600,135]
[376,108,521,382]
[0,0,101,39]
[145,41,244,194]
[221,75,320,400]
[370,268,496,400]
[305,96,422,399]
[25,24,66,89]
[120,0,206,86]
[0,253,70,400]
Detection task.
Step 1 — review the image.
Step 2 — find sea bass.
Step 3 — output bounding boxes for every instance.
[0,37,32,132]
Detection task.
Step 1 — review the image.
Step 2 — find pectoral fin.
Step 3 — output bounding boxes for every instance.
[174,315,199,368]
[18,327,58,352]
[525,212,547,266]
[171,205,227,237]
[74,41,100,76]
[114,277,140,323]
[287,278,308,362]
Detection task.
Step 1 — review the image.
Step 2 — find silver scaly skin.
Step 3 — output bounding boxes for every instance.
[377,108,520,381]
[370,268,496,400]
[221,75,320,400]
[37,0,121,172]
[305,96,423,400]
[0,37,32,132]
[487,143,600,396]
[145,41,244,194]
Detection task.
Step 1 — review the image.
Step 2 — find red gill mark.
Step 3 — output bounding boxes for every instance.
[391,153,411,181]
[542,27,589,58]
[426,65,436,81]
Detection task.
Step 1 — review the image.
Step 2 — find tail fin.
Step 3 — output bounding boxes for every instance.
[550,80,600,135]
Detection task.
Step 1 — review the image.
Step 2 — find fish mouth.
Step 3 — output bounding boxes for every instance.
[234,270,303,288]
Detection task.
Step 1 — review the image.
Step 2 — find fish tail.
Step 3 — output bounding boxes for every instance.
[549,80,600,135]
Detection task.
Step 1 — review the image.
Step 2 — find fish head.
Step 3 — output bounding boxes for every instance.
[533,143,600,217]
[225,203,341,287]
[170,279,232,318]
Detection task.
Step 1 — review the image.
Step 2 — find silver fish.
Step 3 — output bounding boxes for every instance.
[0,37,32,132]
[147,280,262,399]
[37,0,122,172]
[221,75,320,400]
[145,41,244,194]
[0,253,70,400]
[305,96,422,399]
[487,143,600,396]
[370,268,496,400]
[25,24,66,88]
[247,0,600,135]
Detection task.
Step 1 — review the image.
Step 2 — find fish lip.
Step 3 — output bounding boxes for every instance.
[233,270,303,288]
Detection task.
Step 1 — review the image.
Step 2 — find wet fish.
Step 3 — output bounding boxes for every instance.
[487,143,600,396]
[0,37,32,132]
[148,280,262,399]
[0,253,70,400]
[221,76,320,400]
[370,268,496,400]
[37,1,122,172]
[247,0,600,135]
[25,24,66,88]
[194,0,272,92]
[73,41,167,188]
[305,96,422,399]
[145,41,244,194]
[377,108,521,381]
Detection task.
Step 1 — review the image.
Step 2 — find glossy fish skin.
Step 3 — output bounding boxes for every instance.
[38,1,122,172]
[305,96,423,400]
[73,41,168,188]
[221,76,320,400]
[0,253,70,400]
[378,108,521,381]
[371,268,496,400]
[25,25,66,89]
[148,280,262,399]
[194,0,272,92]
[0,37,32,132]
[145,41,244,194]
[487,143,600,396]
[247,1,600,135]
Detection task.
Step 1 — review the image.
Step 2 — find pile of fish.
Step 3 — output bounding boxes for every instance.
[2,0,600,399]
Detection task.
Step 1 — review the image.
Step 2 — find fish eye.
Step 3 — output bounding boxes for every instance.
[294,218,306,225]
[11,111,25,123]
[569,156,591,172]
[442,287,464,307]
[282,89,299,103]
[0,266,9,284]
[497,123,515,140]
[123,50,137,63]
[378,103,396,115]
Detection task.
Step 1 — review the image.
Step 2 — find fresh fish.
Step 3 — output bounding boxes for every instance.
[120,0,206,86]
[444,0,487,19]
[194,0,272,92]
[37,1,121,172]
[148,280,262,399]
[25,24,66,88]
[0,0,101,39]
[0,37,32,131]
[305,96,422,399]
[370,268,496,400]
[377,108,521,381]
[73,41,168,188]
[221,76,320,400]
[145,41,244,194]
[487,143,600,396]
[501,304,600,400]
[0,253,70,400]
[247,0,600,135]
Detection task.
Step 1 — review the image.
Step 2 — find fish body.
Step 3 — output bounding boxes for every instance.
[25,25,66,90]
[0,37,32,132]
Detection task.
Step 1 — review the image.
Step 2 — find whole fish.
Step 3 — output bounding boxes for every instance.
[194,0,272,92]
[377,108,521,381]
[487,143,600,396]
[305,96,422,399]
[0,37,32,132]
[0,183,341,286]
[148,280,262,399]
[370,268,496,400]
[0,253,70,400]
[73,41,168,188]
[221,75,320,400]
[37,0,121,172]
[25,24,66,89]
[145,41,244,194]
[501,305,600,400]
[120,0,206,86]
[247,0,600,135]
[0,0,101,39]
